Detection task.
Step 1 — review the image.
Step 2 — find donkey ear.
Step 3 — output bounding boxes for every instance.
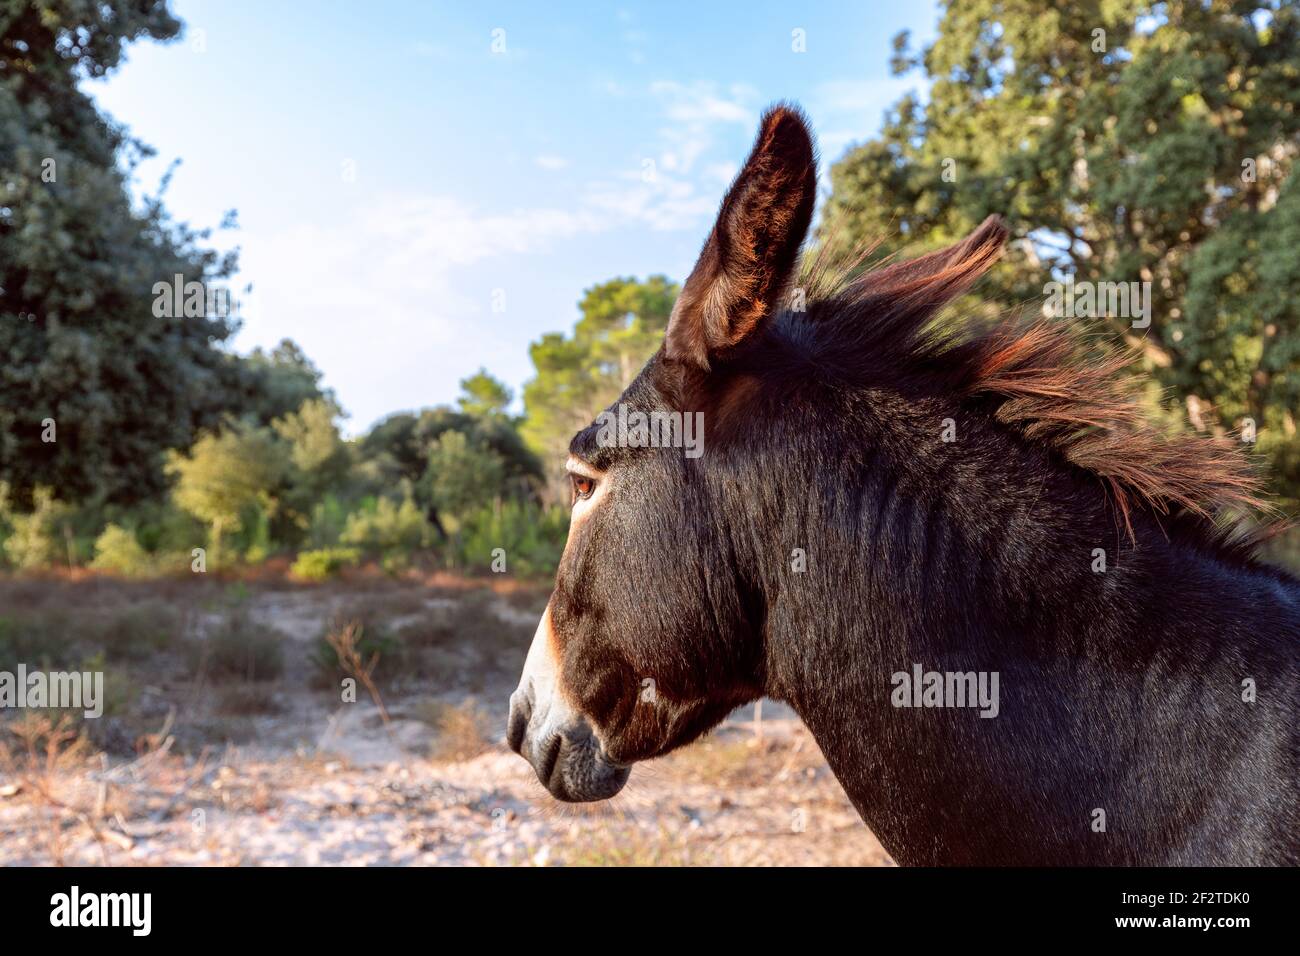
[664,105,817,369]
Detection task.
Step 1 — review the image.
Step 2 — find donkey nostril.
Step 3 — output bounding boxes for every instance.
[539,733,564,787]
[507,696,531,755]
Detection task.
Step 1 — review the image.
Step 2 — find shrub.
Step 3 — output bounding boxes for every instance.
[0,610,78,671]
[78,650,137,720]
[198,607,284,682]
[339,496,430,555]
[419,698,494,761]
[88,601,184,661]
[290,547,360,581]
[452,500,567,577]
[89,524,152,577]
[307,493,351,548]
[2,488,72,570]
[137,501,201,549]
[0,602,182,672]
[310,616,405,687]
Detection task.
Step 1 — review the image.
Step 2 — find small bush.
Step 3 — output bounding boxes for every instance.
[198,608,284,682]
[2,488,72,571]
[310,616,405,687]
[451,500,567,577]
[290,547,360,581]
[78,650,137,719]
[307,494,351,549]
[419,698,494,761]
[89,524,153,577]
[340,496,430,555]
[0,609,78,671]
[86,601,183,662]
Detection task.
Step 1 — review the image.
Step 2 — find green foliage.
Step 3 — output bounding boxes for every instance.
[237,339,339,426]
[274,398,350,485]
[270,397,351,545]
[818,0,1300,506]
[114,499,205,559]
[89,523,152,577]
[307,493,352,548]
[290,547,361,581]
[360,407,542,499]
[168,422,290,565]
[451,500,569,577]
[2,487,72,570]
[0,0,249,508]
[457,368,512,418]
[424,431,506,522]
[198,607,284,682]
[339,496,430,555]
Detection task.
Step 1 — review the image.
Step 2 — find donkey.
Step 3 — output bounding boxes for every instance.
[507,105,1299,865]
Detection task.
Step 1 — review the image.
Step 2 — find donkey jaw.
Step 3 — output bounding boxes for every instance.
[507,607,631,802]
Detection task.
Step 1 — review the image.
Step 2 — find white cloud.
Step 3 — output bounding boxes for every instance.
[575,80,762,232]
[534,154,569,171]
[233,194,609,429]
[231,81,772,428]
[649,80,757,126]
[586,176,717,232]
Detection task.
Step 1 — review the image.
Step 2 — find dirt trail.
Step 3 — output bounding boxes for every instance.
[0,583,892,866]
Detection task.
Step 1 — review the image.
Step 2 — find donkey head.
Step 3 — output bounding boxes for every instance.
[506,106,818,801]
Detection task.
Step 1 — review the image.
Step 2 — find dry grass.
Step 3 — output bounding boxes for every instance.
[0,600,186,672]
[319,618,392,723]
[193,607,285,682]
[215,682,284,716]
[0,711,172,865]
[550,826,697,867]
[419,698,495,761]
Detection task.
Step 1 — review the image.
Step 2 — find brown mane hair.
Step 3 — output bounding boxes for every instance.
[799,215,1273,547]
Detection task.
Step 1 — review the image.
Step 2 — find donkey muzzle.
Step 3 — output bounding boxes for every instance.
[507,681,629,802]
[506,606,629,802]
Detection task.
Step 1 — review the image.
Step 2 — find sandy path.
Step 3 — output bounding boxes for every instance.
[0,585,891,867]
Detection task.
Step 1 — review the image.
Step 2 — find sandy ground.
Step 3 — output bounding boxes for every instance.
[0,582,891,867]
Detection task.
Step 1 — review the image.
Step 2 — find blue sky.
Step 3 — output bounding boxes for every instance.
[91,0,939,434]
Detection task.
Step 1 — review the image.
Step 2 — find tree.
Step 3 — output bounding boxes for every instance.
[521,276,677,497]
[168,423,288,567]
[270,397,351,543]
[274,398,349,493]
[0,0,248,507]
[423,430,506,524]
[238,339,340,426]
[818,0,1300,507]
[359,407,542,528]
[457,368,512,418]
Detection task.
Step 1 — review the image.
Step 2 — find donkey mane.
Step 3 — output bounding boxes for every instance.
[789,214,1281,564]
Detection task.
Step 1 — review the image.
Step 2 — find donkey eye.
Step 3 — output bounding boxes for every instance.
[570,474,597,502]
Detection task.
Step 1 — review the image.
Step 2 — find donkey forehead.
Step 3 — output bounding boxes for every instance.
[567,368,676,470]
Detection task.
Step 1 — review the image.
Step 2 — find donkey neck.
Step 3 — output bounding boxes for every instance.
[745,397,1297,864]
